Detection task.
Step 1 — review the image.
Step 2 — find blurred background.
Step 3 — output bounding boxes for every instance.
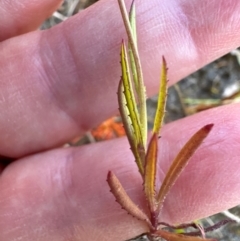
[41,1,240,240]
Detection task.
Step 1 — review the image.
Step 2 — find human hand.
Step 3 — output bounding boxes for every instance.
[0,0,240,240]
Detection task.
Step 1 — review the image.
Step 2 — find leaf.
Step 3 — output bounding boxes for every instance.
[129,0,137,44]
[156,124,214,214]
[153,56,168,135]
[153,229,217,241]
[120,42,146,175]
[118,0,147,148]
[121,41,143,146]
[118,79,144,175]
[128,0,138,95]
[107,171,152,228]
[144,134,158,215]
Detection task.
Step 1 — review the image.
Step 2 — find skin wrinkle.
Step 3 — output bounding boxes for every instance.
[0,152,76,240]
[1,1,240,239]
[66,5,123,111]
[180,0,240,62]
[37,31,85,136]
[163,3,198,64]
[164,172,213,224]
[165,156,238,224]
[72,3,122,65]
[49,152,82,217]
[73,225,107,241]
[43,21,117,132]
[151,106,240,223]
[0,80,34,148]
[138,0,198,87]
[4,72,63,153]
[0,0,239,159]
[0,103,239,239]
[0,0,62,41]
[41,29,85,128]
[0,39,62,149]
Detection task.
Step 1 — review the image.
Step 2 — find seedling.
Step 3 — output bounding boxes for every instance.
[107,0,233,240]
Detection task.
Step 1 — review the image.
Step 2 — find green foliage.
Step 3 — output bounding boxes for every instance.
[106,1,230,240]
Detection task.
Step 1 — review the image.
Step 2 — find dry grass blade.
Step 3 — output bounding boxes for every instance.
[157,124,214,213]
[153,229,217,241]
[144,134,158,214]
[107,171,152,227]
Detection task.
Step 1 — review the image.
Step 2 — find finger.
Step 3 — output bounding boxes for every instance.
[0,104,240,241]
[0,0,62,41]
[0,0,240,157]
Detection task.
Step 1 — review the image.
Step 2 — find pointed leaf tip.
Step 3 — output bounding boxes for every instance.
[162,55,166,65]
[203,123,214,132]
[156,123,214,214]
[130,0,136,6]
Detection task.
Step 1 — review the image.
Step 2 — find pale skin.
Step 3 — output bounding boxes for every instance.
[0,0,240,240]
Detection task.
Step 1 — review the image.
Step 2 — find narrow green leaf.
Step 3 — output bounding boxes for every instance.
[118,78,135,147]
[144,134,158,213]
[118,0,147,148]
[128,47,138,98]
[107,171,152,228]
[118,78,144,175]
[120,41,143,148]
[156,124,214,214]
[153,56,168,135]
